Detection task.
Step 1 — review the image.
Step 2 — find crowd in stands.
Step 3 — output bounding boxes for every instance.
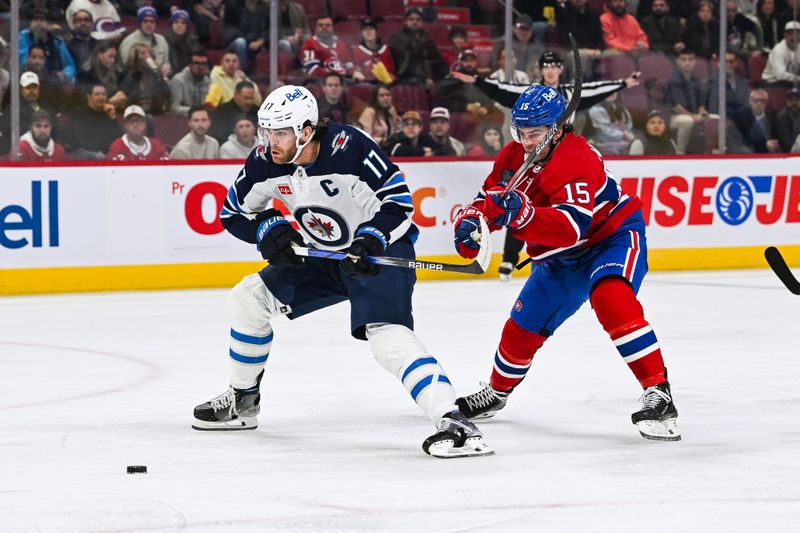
[1,0,800,162]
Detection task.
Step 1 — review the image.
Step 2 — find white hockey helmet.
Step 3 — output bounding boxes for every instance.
[257,85,318,163]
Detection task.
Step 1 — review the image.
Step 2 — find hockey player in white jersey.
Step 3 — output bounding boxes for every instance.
[192,85,492,458]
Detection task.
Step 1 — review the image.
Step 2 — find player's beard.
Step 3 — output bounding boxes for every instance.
[271,145,296,164]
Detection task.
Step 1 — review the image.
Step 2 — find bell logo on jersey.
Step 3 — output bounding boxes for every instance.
[285,88,304,101]
[278,184,293,195]
[331,131,351,156]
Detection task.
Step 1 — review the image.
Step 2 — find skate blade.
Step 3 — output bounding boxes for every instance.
[427,437,495,459]
[637,418,681,441]
[191,416,258,431]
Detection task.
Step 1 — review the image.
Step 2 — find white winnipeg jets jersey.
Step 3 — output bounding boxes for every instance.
[220,123,417,251]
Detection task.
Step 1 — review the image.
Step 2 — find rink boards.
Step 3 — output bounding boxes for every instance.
[2,155,799,295]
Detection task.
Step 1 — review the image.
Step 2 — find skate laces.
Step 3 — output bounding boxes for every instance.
[209,387,235,411]
[464,382,503,410]
[639,386,671,410]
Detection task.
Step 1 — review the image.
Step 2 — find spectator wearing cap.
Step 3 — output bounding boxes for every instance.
[205,50,263,109]
[67,9,100,70]
[19,8,77,85]
[170,105,219,159]
[628,110,677,155]
[166,9,201,74]
[600,0,650,53]
[119,42,172,116]
[353,18,397,85]
[357,84,401,149]
[385,111,444,157]
[435,49,495,118]
[555,0,605,57]
[209,80,258,143]
[223,0,270,75]
[65,81,122,159]
[17,71,56,135]
[490,14,543,74]
[387,7,447,89]
[428,107,466,156]
[639,0,685,57]
[169,49,211,116]
[763,21,800,85]
[515,1,556,45]
[299,15,364,81]
[18,109,66,162]
[219,114,258,159]
[66,0,125,41]
[776,88,800,152]
[277,0,310,54]
[119,6,171,80]
[106,104,170,161]
[22,44,67,111]
[318,72,351,124]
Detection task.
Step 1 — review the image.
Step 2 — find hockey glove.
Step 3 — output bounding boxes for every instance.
[453,205,484,259]
[483,187,534,229]
[341,227,386,278]
[255,209,304,268]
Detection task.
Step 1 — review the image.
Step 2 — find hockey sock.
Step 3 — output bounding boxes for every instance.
[366,323,457,422]
[590,278,666,389]
[489,318,546,393]
[228,326,273,390]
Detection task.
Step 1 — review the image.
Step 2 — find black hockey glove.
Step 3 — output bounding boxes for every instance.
[255,209,304,268]
[341,227,386,278]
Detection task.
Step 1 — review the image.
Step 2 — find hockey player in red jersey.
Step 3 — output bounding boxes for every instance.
[453,85,680,441]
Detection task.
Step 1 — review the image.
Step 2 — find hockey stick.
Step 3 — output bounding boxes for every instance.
[765,246,800,295]
[501,33,582,199]
[292,217,492,275]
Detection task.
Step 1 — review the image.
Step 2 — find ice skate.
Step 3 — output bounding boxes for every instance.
[456,382,509,420]
[632,380,680,441]
[423,410,494,458]
[192,372,263,431]
[498,262,514,282]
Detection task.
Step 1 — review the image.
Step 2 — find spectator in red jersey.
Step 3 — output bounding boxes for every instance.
[106,104,170,161]
[352,18,396,85]
[299,16,364,81]
[18,109,66,162]
[441,26,471,71]
[600,0,650,53]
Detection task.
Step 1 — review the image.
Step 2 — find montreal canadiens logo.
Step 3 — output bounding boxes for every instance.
[331,131,351,155]
[294,206,349,247]
[716,176,753,226]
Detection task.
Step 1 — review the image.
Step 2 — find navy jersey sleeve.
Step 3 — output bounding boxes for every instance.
[219,148,273,244]
[354,130,415,244]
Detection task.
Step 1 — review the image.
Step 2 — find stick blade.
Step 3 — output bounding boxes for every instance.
[765,246,800,294]
[474,216,493,274]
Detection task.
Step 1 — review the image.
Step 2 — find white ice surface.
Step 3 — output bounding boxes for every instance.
[1,270,799,532]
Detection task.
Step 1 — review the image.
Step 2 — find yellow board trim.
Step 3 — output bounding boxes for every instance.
[2,246,800,295]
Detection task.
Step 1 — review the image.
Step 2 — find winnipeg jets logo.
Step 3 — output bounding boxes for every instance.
[331,131,351,155]
[294,206,349,247]
[306,212,336,238]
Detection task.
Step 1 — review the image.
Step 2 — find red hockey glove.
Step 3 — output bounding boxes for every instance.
[483,187,534,229]
[453,205,484,259]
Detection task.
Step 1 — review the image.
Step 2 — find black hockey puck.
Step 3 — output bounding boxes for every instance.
[126,465,147,474]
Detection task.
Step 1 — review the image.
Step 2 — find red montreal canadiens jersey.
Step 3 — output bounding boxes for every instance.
[299,36,354,77]
[475,132,642,261]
